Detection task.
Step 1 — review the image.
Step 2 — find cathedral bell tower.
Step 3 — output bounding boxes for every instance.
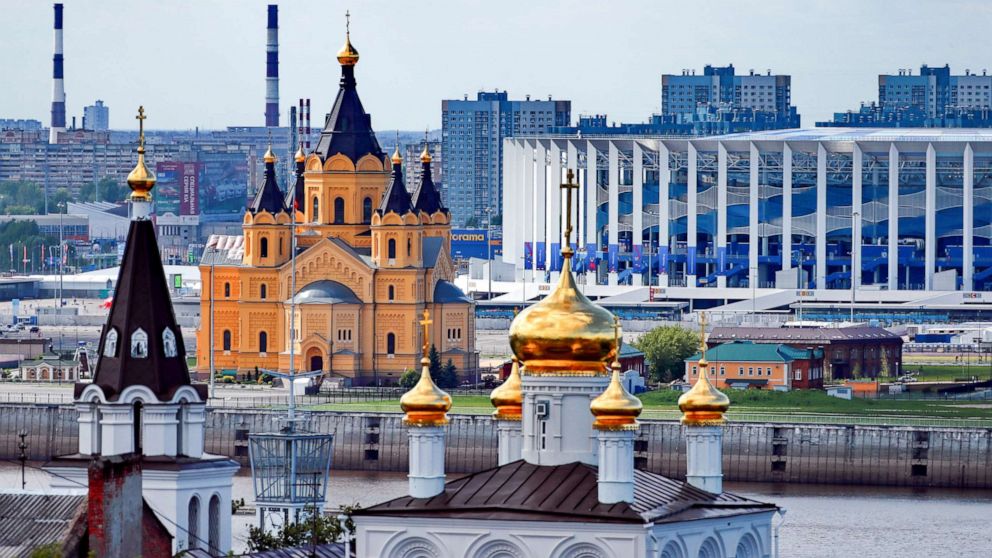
[371,148,423,268]
[412,142,451,245]
[243,145,292,267]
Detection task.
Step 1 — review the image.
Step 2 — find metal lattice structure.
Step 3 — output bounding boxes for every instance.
[249,427,334,528]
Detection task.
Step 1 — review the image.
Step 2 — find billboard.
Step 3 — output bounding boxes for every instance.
[450,229,489,260]
[181,163,199,215]
[154,161,182,216]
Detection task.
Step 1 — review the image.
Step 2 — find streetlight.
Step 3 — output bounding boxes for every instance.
[485,207,493,300]
[851,211,860,323]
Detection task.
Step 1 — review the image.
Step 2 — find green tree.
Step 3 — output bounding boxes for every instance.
[79,177,127,203]
[634,325,699,382]
[0,221,58,272]
[49,188,72,213]
[438,359,458,389]
[0,180,46,214]
[398,367,419,388]
[246,505,357,552]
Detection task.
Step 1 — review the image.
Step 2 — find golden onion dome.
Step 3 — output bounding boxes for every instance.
[127,106,155,202]
[490,357,523,421]
[509,263,617,374]
[400,356,452,426]
[391,146,403,166]
[420,144,432,164]
[295,145,306,163]
[590,360,643,430]
[337,21,359,66]
[678,314,730,426]
[263,145,276,164]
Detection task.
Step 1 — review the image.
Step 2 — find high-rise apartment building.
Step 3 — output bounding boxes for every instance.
[661,65,799,127]
[442,91,570,226]
[83,100,109,131]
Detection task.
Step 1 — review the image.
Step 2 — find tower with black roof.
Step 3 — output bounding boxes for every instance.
[243,144,291,268]
[46,108,239,555]
[412,142,451,244]
[371,147,424,268]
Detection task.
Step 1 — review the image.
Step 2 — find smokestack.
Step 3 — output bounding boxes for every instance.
[305,98,311,149]
[50,3,66,144]
[265,5,279,127]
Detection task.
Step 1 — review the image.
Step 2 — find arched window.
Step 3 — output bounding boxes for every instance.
[177,401,187,456]
[333,197,345,224]
[223,282,231,297]
[387,238,396,260]
[187,495,201,550]
[103,327,118,357]
[407,237,412,257]
[363,197,373,223]
[222,330,231,351]
[132,401,143,453]
[388,285,395,301]
[259,331,268,353]
[311,196,319,223]
[260,237,269,258]
[386,333,396,356]
[208,495,221,554]
[260,284,267,299]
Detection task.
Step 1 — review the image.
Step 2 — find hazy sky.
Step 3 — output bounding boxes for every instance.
[2,0,991,131]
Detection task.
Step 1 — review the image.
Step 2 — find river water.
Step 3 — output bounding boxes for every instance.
[15,464,992,557]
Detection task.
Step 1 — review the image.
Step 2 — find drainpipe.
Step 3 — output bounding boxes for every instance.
[773,508,788,558]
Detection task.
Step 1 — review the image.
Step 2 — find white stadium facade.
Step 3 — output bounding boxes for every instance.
[496,128,992,321]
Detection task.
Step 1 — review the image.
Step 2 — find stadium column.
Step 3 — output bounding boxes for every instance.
[549,140,562,282]
[632,142,643,286]
[782,143,793,275]
[888,143,899,290]
[688,142,698,288]
[749,142,760,290]
[524,140,537,282]
[535,141,547,280]
[586,141,598,286]
[816,143,827,290]
[716,143,728,288]
[964,143,975,291]
[925,143,936,291]
[658,141,671,288]
[852,143,863,291]
[503,138,516,268]
[608,141,620,286]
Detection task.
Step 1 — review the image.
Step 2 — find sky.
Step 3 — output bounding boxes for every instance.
[2,0,991,131]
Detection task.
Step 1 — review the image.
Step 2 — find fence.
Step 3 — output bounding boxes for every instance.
[3,404,991,488]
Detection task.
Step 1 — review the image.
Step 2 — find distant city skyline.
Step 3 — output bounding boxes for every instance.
[1,0,990,130]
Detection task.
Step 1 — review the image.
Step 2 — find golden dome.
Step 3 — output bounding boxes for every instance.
[490,357,523,421]
[400,356,452,426]
[420,144,432,164]
[678,314,730,426]
[509,262,617,374]
[295,145,306,163]
[591,360,643,430]
[337,13,359,66]
[263,145,276,164]
[391,146,403,166]
[127,106,155,202]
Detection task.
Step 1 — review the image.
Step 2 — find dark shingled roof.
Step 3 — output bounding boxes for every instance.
[81,219,203,402]
[313,65,384,163]
[0,492,87,555]
[286,158,306,211]
[708,326,902,345]
[377,162,414,216]
[249,159,287,215]
[356,460,775,525]
[412,160,446,215]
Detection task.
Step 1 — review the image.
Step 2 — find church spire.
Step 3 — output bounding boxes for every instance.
[249,142,287,215]
[412,134,446,216]
[377,145,414,216]
[286,142,306,211]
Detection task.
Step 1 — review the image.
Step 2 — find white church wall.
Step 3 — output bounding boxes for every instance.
[650,512,776,558]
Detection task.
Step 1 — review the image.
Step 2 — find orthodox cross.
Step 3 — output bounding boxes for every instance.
[135,106,146,150]
[699,311,707,352]
[419,309,433,358]
[345,10,351,35]
[560,169,579,255]
[613,315,621,356]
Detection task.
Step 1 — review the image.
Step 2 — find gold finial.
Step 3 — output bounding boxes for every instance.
[127,106,155,201]
[509,168,616,375]
[391,145,403,166]
[678,312,730,426]
[420,130,432,163]
[263,144,276,164]
[401,309,451,428]
[337,10,360,66]
[419,308,433,359]
[590,316,642,430]
[560,169,579,258]
[490,357,523,421]
[295,142,306,163]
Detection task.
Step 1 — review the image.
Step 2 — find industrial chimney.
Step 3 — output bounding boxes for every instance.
[265,5,279,127]
[50,3,66,144]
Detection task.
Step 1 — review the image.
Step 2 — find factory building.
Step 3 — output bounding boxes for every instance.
[500,128,992,315]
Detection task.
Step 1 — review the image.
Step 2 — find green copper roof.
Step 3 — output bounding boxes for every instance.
[687,341,815,363]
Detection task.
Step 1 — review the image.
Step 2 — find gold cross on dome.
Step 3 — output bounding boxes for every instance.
[419,309,433,357]
[613,315,621,348]
[345,10,351,35]
[560,168,579,256]
[698,312,707,352]
[135,106,147,150]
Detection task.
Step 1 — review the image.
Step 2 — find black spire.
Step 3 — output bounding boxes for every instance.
[286,144,306,211]
[83,219,203,402]
[412,148,446,216]
[377,151,414,216]
[313,63,384,163]
[249,149,287,215]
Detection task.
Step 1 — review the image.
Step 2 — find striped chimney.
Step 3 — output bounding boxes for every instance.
[50,3,66,144]
[264,5,279,127]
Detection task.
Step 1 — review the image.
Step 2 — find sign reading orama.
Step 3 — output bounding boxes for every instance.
[450,229,502,260]
[154,162,200,216]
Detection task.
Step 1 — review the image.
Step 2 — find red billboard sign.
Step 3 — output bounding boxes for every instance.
[181,162,199,216]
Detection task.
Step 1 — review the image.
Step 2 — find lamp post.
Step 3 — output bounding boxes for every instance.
[485,207,493,300]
